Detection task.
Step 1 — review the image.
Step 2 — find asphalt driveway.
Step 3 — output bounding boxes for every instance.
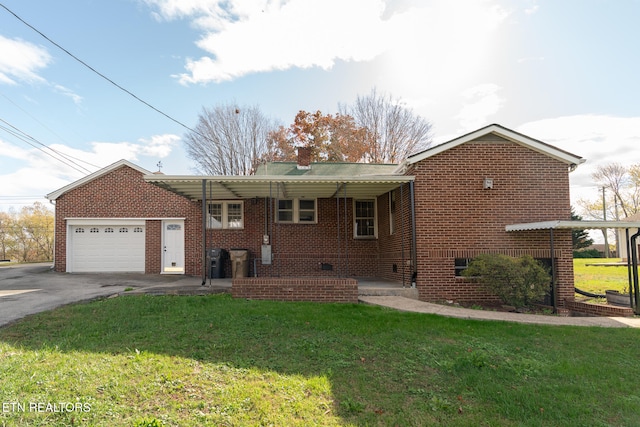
[0,263,208,327]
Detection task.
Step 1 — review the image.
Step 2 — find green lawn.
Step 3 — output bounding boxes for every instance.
[573,258,630,294]
[1,294,639,426]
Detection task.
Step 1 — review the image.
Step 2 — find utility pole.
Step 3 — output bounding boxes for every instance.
[602,187,610,258]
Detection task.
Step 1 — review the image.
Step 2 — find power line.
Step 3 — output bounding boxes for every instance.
[0,2,198,136]
[0,92,101,171]
[0,118,93,175]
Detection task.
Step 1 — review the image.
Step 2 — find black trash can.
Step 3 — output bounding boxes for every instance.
[207,248,228,278]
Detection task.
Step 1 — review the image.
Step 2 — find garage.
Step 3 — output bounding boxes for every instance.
[68,222,145,273]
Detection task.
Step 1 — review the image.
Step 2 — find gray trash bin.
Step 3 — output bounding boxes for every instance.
[229,249,249,278]
[207,248,227,278]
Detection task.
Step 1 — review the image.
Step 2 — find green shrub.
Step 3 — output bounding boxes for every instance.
[462,254,551,308]
[573,249,602,258]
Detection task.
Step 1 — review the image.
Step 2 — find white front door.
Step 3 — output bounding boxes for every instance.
[162,220,185,274]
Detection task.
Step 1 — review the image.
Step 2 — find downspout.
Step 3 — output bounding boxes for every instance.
[201,179,207,285]
[631,229,640,314]
[550,229,556,309]
[409,180,417,288]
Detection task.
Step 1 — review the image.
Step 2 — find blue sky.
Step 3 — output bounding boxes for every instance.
[1,0,639,215]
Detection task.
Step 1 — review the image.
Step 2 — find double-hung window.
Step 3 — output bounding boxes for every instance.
[208,201,244,229]
[277,199,317,223]
[354,199,377,238]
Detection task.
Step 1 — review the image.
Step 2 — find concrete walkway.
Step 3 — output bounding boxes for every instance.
[127,281,640,328]
[359,296,640,328]
[2,264,638,329]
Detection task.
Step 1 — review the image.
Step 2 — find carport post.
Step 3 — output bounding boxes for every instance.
[549,228,557,313]
[626,229,634,309]
[631,230,640,314]
[409,180,417,287]
[201,179,207,286]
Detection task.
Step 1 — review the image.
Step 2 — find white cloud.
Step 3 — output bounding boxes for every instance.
[144,0,510,96]
[456,83,504,131]
[53,84,83,106]
[162,0,388,84]
[518,115,640,205]
[0,36,51,85]
[0,134,181,211]
[525,1,539,15]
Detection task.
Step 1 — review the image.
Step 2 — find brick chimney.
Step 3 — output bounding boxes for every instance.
[297,146,311,170]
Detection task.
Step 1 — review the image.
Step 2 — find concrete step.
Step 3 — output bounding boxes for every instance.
[358,286,419,300]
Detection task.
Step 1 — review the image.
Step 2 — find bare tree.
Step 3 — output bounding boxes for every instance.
[340,88,432,163]
[184,103,279,175]
[577,162,640,249]
[581,163,640,219]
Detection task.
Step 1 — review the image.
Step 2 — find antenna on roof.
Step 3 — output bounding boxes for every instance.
[156,161,163,172]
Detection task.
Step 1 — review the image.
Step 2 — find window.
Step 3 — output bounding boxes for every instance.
[119,227,129,233]
[105,227,114,233]
[207,201,244,229]
[354,199,376,238]
[134,227,143,233]
[166,224,181,231]
[278,200,293,222]
[454,258,473,277]
[75,228,85,233]
[90,227,99,233]
[277,199,317,224]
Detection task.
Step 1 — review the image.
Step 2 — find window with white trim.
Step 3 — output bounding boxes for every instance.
[354,199,377,238]
[277,199,317,224]
[207,201,244,229]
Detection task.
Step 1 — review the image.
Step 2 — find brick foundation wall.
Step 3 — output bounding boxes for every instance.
[564,300,635,317]
[406,135,575,305]
[231,277,359,302]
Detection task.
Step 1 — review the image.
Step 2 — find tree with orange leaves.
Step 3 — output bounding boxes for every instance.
[269,110,368,162]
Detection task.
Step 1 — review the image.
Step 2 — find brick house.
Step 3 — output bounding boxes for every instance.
[47,124,585,307]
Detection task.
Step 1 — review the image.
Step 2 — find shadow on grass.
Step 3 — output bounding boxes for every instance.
[2,294,640,426]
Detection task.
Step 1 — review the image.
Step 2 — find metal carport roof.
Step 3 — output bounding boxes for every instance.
[144,174,415,200]
[506,220,640,232]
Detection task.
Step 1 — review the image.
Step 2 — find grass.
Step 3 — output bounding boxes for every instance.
[1,294,640,426]
[573,258,630,294]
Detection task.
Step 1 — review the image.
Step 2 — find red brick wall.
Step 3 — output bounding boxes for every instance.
[54,165,382,279]
[232,277,358,302]
[206,198,379,278]
[53,165,201,275]
[377,186,415,285]
[406,135,574,305]
[564,300,634,317]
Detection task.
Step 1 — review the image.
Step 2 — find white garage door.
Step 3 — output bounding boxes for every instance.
[70,225,145,272]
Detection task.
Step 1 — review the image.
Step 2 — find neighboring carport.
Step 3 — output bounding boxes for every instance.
[506,220,640,314]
